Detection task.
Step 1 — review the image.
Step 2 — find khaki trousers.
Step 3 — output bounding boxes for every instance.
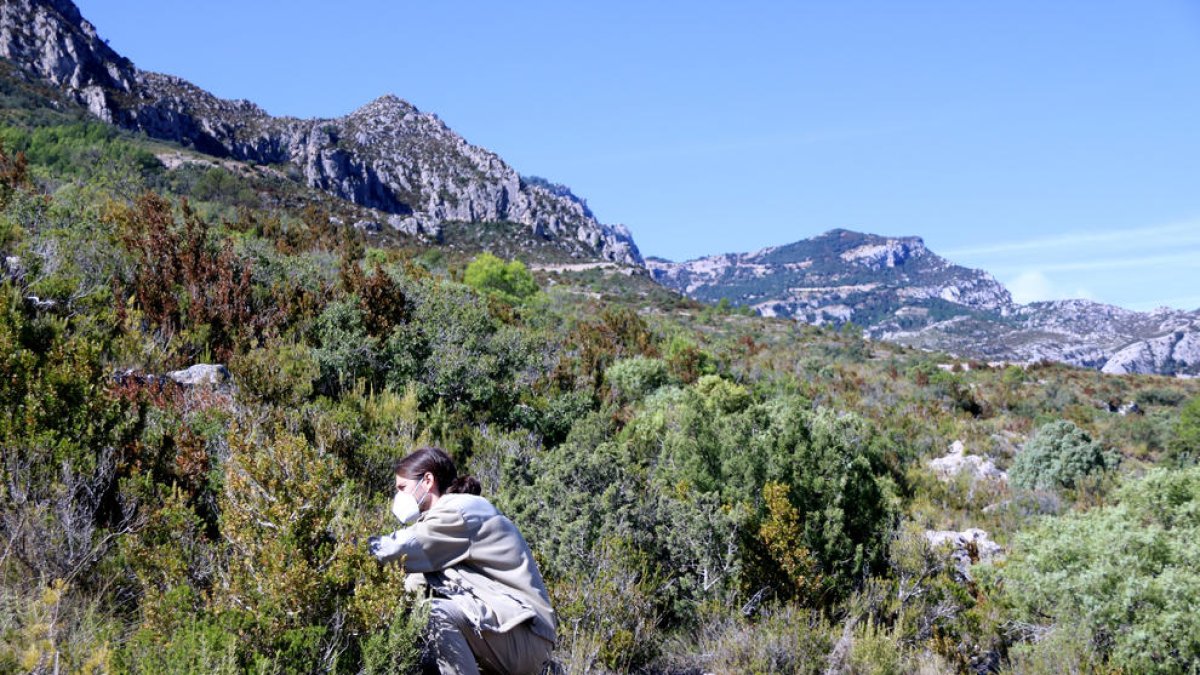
[428,598,554,675]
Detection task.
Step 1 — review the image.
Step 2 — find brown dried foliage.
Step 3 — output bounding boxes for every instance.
[0,140,29,209]
[339,250,407,336]
[554,307,659,395]
[114,193,271,360]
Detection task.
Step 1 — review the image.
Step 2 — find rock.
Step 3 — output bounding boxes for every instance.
[24,295,56,310]
[167,363,231,387]
[1118,402,1142,416]
[924,528,1003,579]
[3,255,22,279]
[928,440,1007,483]
[1102,330,1200,376]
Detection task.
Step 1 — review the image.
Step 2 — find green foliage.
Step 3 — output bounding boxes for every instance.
[4,106,1200,673]
[230,342,319,405]
[1167,396,1200,466]
[0,578,116,674]
[662,602,833,674]
[1136,386,1187,408]
[383,275,542,420]
[311,298,375,395]
[359,603,429,675]
[119,616,239,674]
[663,333,716,384]
[1002,466,1200,673]
[170,165,258,207]
[0,121,163,185]
[463,251,538,304]
[605,355,668,403]
[1010,420,1119,491]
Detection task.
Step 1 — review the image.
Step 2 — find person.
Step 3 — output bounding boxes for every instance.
[369,447,556,675]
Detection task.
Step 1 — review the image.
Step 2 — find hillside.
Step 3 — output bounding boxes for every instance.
[650,229,1200,376]
[3,2,1200,674]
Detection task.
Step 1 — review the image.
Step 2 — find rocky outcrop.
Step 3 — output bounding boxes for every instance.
[929,441,1007,483]
[1102,329,1200,376]
[0,0,135,116]
[167,364,232,387]
[0,0,642,264]
[924,528,1003,580]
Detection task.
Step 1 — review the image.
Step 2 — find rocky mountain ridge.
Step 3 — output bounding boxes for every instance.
[650,230,1200,376]
[0,0,641,264]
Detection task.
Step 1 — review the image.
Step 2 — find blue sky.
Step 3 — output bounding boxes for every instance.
[75,1,1200,310]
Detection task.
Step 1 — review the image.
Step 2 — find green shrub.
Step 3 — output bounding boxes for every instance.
[1009,420,1118,491]
[463,252,538,304]
[605,356,668,403]
[1167,396,1200,466]
[230,343,318,405]
[661,602,833,674]
[1136,386,1187,408]
[1001,466,1200,673]
[311,298,376,395]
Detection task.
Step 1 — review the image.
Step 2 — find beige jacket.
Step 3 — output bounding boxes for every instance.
[372,493,556,643]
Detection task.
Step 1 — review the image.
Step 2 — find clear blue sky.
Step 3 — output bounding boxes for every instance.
[75,1,1200,311]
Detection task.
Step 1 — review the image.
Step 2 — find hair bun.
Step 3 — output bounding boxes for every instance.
[447,475,482,496]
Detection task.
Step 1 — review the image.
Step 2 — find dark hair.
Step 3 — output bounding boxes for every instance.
[393,446,481,495]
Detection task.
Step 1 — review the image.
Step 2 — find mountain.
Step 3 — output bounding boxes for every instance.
[0,0,641,264]
[649,229,1200,376]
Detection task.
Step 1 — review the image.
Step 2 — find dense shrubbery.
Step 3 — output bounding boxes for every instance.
[1001,466,1200,673]
[1167,395,1200,466]
[1,107,1199,673]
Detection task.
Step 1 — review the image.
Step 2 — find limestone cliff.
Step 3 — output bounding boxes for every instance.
[0,0,642,264]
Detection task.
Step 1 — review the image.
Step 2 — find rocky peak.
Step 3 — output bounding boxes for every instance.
[0,0,643,265]
[651,228,1012,323]
[836,235,927,270]
[0,0,134,92]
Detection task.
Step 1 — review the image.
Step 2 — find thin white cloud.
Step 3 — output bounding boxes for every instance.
[942,220,1200,258]
[986,249,1199,274]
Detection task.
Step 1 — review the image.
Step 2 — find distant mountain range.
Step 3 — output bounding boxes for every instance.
[649,230,1200,375]
[2,0,1197,376]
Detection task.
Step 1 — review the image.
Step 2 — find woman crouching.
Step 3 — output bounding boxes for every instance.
[369,447,556,675]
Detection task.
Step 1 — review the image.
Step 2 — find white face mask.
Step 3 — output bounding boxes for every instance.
[391,482,428,526]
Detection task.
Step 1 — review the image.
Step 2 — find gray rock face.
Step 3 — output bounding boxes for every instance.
[1102,328,1200,376]
[0,0,642,265]
[929,441,1007,483]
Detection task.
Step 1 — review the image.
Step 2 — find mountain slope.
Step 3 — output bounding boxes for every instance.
[0,0,641,264]
[650,229,1200,375]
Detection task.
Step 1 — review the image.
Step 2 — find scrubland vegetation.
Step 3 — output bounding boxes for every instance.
[3,110,1200,674]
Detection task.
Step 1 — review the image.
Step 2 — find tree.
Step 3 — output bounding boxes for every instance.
[463,252,538,305]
